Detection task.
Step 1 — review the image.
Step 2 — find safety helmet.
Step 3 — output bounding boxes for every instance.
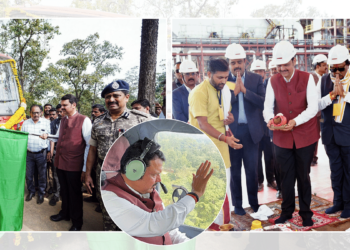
[268,59,277,69]
[312,54,328,65]
[327,45,349,65]
[251,60,266,71]
[179,60,198,73]
[225,43,246,59]
[272,41,296,65]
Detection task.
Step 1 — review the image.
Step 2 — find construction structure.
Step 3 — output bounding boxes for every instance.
[172,19,349,80]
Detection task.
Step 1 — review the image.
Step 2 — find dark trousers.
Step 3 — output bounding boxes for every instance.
[57,168,83,228]
[230,124,259,208]
[48,154,60,198]
[325,136,350,209]
[272,144,282,191]
[275,142,316,220]
[26,150,47,195]
[313,141,319,162]
[258,135,275,184]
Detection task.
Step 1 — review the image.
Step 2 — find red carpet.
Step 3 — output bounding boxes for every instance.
[268,211,339,231]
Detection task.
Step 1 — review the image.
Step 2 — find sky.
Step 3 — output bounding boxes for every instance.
[35,0,348,17]
[42,18,166,82]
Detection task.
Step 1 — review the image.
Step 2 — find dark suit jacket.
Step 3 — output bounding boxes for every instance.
[320,73,350,146]
[172,84,189,122]
[228,71,266,144]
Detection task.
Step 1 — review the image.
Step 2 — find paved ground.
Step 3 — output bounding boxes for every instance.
[23,188,103,231]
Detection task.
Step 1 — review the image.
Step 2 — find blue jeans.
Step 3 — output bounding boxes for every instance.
[26,150,47,195]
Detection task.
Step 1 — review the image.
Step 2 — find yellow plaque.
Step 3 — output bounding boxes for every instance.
[333,103,341,116]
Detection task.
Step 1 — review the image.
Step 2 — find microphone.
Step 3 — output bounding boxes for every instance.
[159,182,168,194]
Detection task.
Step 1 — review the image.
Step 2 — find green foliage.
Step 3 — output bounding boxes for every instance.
[157,132,226,229]
[37,32,123,115]
[0,19,60,113]
[124,60,166,110]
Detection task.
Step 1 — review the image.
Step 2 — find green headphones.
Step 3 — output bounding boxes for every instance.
[125,138,159,181]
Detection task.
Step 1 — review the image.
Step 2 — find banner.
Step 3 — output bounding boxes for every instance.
[0,129,28,231]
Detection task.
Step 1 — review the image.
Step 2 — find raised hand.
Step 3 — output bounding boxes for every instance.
[191,160,214,199]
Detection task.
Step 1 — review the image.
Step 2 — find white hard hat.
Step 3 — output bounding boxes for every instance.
[327,45,349,65]
[312,54,328,65]
[272,41,296,65]
[251,60,266,71]
[179,60,198,73]
[225,43,246,59]
[268,59,277,69]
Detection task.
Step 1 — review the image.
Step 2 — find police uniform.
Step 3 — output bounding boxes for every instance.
[89,80,153,231]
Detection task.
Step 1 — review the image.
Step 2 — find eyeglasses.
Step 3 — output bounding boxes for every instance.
[184,72,197,77]
[330,67,346,73]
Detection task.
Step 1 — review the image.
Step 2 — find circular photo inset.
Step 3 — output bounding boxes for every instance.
[100,119,227,245]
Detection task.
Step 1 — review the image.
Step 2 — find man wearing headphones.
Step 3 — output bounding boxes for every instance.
[101,137,213,245]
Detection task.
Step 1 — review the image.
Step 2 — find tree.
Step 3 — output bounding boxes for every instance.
[155,59,166,105]
[138,19,158,113]
[251,0,326,18]
[124,66,139,109]
[40,33,124,112]
[0,19,60,90]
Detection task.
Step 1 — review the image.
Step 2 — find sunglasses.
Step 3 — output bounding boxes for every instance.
[330,67,346,73]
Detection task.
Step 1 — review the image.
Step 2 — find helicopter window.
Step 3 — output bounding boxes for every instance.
[156,131,226,230]
[0,63,20,116]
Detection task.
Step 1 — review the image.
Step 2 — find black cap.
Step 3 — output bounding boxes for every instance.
[101,80,130,98]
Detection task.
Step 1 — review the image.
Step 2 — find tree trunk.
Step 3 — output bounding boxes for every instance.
[138,19,159,113]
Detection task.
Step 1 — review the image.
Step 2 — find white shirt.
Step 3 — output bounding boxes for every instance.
[184,84,192,93]
[263,70,318,126]
[101,187,196,244]
[21,118,51,152]
[317,76,350,122]
[50,112,92,171]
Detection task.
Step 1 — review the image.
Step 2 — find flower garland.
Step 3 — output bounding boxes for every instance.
[0,59,26,130]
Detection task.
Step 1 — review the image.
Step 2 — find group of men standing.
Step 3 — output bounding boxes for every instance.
[173,40,350,226]
[22,79,160,231]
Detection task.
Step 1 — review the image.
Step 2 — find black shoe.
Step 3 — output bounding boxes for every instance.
[47,187,54,194]
[69,226,82,231]
[276,190,282,199]
[258,183,264,192]
[325,204,343,214]
[275,215,292,224]
[37,194,44,204]
[302,218,314,227]
[84,196,99,203]
[49,196,59,206]
[50,214,70,222]
[95,204,102,213]
[267,181,278,190]
[251,204,260,213]
[25,193,35,201]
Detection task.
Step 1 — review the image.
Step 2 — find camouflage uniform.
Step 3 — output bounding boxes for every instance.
[89,108,152,231]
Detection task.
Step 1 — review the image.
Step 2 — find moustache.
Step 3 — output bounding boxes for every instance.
[234,68,241,71]
[108,102,118,106]
[188,78,194,81]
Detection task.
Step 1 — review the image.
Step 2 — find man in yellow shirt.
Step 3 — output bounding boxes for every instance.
[189,58,241,172]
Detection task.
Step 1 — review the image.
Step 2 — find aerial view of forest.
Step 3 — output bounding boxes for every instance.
[157,132,226,230]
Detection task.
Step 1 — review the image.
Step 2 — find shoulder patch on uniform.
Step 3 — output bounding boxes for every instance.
[130,109,151,118]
